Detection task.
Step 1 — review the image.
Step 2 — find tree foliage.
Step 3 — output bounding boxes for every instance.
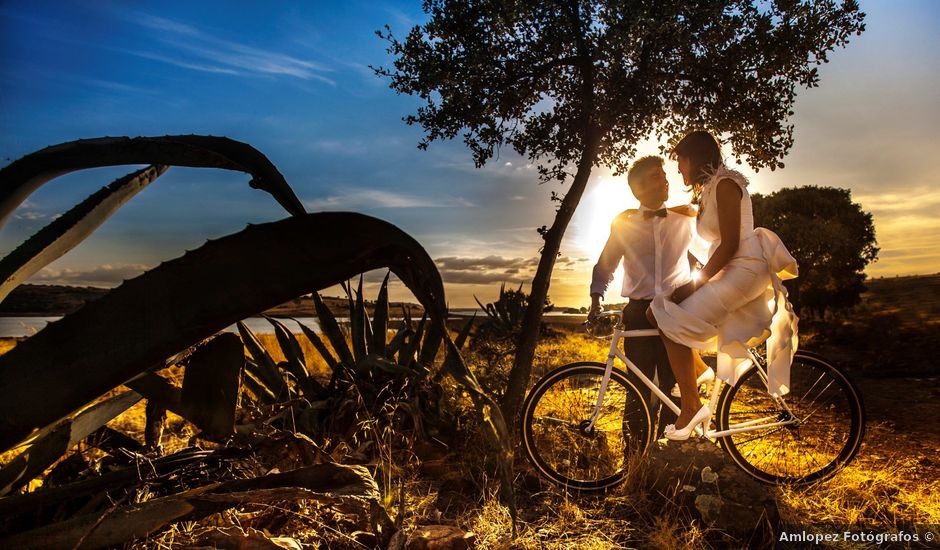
[752,186,878,317]
[376,0,865,178]
[375,0,866,423]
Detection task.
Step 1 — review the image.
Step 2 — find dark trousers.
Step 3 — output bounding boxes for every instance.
[622,299,678,437]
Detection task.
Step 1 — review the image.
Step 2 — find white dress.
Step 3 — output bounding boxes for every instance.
[650,166,799,396]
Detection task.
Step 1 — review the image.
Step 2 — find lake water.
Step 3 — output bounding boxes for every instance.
[0,310,583,338]
[0,316,326,339]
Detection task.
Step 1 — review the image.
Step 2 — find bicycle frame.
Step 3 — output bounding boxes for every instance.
[585,326,799,439]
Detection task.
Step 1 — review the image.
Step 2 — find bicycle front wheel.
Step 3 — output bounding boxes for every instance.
[520,362,652,492]
[716,352,865,485]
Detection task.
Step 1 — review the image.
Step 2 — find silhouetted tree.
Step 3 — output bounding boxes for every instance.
[753,186,878,317]
[375,1,865,424]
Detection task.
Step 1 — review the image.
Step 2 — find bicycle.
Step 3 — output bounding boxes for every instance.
[520,312,865,491]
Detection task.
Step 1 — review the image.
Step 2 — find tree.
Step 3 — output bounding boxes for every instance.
[375,1,865,425]
[752,186,878,317]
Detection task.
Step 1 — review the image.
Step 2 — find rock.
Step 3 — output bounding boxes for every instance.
[388,530,407,550]
[405,525,476,550]
[646,438,778,545]
[197,527,303,549]
[351,530,377,547]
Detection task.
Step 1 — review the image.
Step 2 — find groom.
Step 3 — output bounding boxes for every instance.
[588,156,696,437]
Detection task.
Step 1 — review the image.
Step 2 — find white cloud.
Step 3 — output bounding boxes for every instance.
[14,211,53,221]
[310,139,369,156]
[125,12,334,83]
[306,189,475,210]
[122,49,241,75]
[29,264,151,287]
[434,255,539,285]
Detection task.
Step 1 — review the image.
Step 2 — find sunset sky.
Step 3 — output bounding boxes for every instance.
[1,1,938,308]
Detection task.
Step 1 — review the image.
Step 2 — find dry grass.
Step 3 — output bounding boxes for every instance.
[777,422,940,528]
[2,307,937,548]
[255,331,335,378]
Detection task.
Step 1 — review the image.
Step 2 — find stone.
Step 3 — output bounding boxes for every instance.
[405,524,476,550]
[645,438,778,545]
[388,530,407,550]
[197,527,303,550]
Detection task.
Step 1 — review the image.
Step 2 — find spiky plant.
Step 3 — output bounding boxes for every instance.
[474,282,553,341]
[237,272,477,522]
[238,273,474,446]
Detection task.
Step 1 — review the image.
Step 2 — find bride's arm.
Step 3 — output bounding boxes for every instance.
[670,178,742,302]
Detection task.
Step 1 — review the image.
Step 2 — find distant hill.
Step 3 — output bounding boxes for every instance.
[858,274,940,328]
[0,284,424,318]
[0,285,110,316]
[797,273,940,376]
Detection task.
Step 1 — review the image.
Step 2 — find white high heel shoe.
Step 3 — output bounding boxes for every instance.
[664,405,712,441]
[670,367,715,398]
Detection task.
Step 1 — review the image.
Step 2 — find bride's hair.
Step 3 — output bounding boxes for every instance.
[672,131,723,196]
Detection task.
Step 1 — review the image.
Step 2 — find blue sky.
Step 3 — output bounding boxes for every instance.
[1,1,938,307]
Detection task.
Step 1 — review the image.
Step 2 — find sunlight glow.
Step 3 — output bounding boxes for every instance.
[570,175,637,261]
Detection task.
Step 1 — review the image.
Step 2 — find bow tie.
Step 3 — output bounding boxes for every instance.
[642,208,667,219]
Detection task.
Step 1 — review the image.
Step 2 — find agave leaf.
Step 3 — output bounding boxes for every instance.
[512,283,525,325]
[362,307,374,355]
[180,333,242,439]
[473,295,488,316]
[371,272,390,356]
[241,363,277,404]
[455,313,476,350]
[292,317,340,374]
[0,165,167,302]
[400,312,427,370]
[0,462,380,550]
[418,315,443,368]
[0,390,141,496]
[497,283,510,325]
[351,275,366,362]
[264,316,323,397]
[357,353,413,376]
[312,292,355,368]
[386,324,412,358]
[432,314,475,382]
[0,135,305,228]
[263,316,309,375]
[237,321,289,400]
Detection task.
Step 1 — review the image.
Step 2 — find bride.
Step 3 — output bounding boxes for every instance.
[648,130,800,440]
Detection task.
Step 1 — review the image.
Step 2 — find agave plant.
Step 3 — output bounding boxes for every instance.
[474,282,554,340]
[0,136,513,526]
[237,274,474,440]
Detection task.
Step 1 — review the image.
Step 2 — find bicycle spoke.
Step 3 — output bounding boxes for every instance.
[797,379,837,420]
[521,363,653,490]
[732,425,787,446]
[718,355,863,484]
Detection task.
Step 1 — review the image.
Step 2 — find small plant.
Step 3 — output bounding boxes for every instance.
[474,283,554,341]
[467,284,557,401]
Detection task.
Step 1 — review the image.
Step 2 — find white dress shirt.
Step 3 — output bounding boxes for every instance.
[590,204,695,300]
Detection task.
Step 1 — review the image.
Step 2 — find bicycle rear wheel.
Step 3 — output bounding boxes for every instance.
[520,362,652,492]
[716,352,865,485]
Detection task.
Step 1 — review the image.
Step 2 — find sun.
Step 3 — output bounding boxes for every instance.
[570,175,637,261]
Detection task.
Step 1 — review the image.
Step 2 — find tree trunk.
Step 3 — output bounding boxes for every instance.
[500,130,602,425]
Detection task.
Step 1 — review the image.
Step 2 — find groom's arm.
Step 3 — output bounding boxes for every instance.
[589,229,623,315]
